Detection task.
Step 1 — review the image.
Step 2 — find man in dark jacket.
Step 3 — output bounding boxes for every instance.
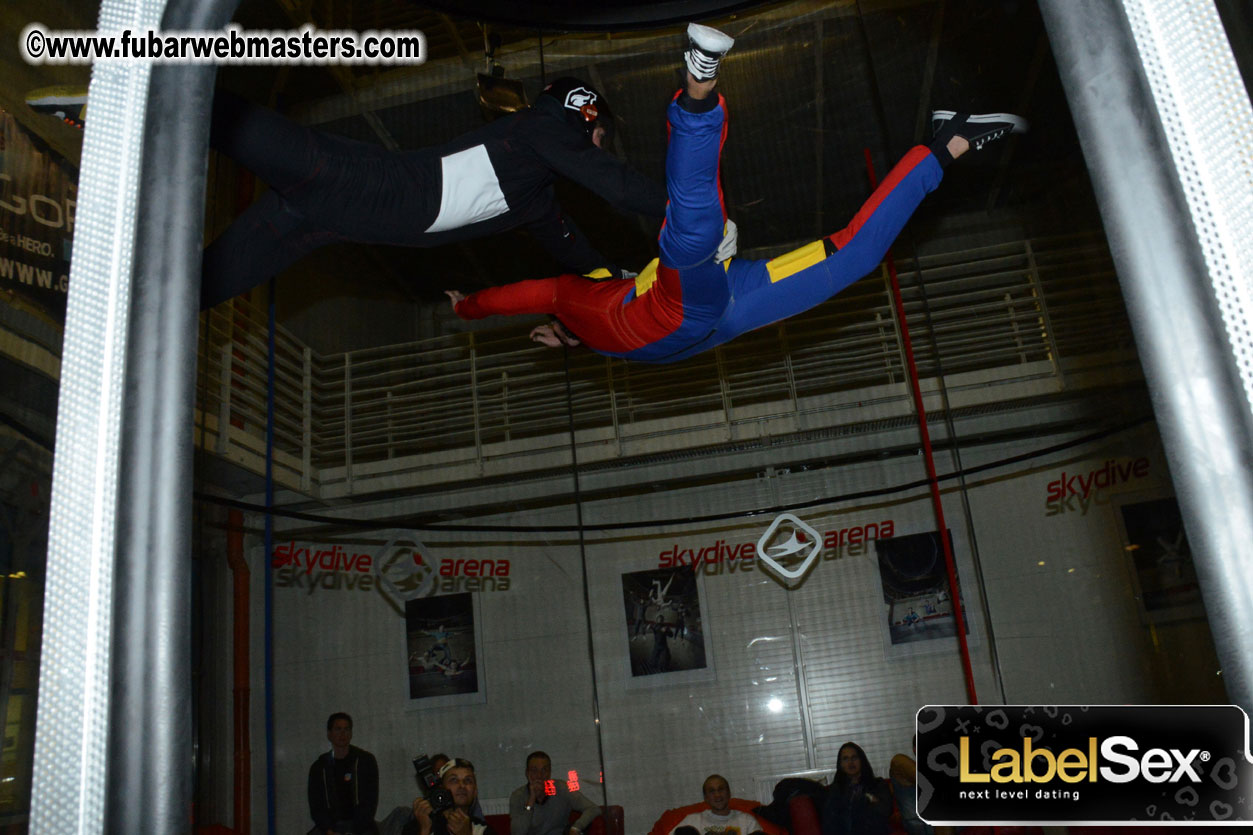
[309,712,380,835]
[201,77,668,310]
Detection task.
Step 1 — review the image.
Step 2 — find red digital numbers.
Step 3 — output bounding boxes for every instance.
[544,779,556,796]
[567,770,579,792]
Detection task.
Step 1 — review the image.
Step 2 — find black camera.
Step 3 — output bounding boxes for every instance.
[413,754,455,814]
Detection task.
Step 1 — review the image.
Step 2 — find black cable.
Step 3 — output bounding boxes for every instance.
[562,349,611,826]
[194,414,1152,534]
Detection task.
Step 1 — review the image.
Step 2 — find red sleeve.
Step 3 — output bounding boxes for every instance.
[455,277,565,320]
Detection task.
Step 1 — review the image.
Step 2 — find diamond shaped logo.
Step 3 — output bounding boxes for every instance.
[375,529,438,605]
[756,512,823,582]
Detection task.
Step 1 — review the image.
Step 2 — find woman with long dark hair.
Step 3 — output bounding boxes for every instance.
[820,742,894,835]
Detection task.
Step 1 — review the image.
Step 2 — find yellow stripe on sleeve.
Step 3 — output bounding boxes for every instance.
[765,240,826,284]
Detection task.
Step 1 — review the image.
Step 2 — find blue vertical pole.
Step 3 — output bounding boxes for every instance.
[265,279,277,834]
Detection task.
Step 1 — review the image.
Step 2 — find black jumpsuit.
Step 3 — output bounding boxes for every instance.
[201,93,667,309]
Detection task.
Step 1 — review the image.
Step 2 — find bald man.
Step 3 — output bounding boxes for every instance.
[669,775,766,835]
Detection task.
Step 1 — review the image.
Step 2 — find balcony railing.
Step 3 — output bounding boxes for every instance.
[193,234,1139,497]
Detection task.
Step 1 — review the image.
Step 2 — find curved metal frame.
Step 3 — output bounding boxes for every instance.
[32,0,239,831]
[1039,0,1253,712]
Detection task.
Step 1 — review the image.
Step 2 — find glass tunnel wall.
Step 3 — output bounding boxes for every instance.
[0,0,85,825]
[185,1,1240,833]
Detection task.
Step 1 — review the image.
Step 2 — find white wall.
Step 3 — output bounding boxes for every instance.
[233,417,1223,833]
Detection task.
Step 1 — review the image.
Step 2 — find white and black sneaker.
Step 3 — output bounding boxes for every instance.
[931,111,1028,152]
[685,23,734,81]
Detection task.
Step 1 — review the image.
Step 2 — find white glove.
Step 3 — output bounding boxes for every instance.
[715,218,738,263]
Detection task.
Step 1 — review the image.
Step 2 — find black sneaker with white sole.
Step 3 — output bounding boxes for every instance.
[929,110,1029,166]
[685,22,735,81]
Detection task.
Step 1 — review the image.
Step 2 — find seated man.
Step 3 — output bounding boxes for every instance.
[509,750,602,835]
[449,23,1026,364]
[402,757,495,835]
[669,775,767,835]
[656,772,771,832]
[308,712,379,835]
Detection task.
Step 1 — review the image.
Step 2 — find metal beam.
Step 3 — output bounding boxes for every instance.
[1039,0,1253,711]
[103,0,243,822]
[30,0,163,824]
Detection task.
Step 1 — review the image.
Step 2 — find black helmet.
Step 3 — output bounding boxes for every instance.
[539,77,614,145]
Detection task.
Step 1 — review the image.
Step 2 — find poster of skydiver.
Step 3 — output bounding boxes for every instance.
[875,529,975,658]
[405,592,483,704]
[620,565,712,686]
[1114,494,1203,623]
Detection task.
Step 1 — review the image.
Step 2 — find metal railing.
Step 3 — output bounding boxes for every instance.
[193,234,1139,496]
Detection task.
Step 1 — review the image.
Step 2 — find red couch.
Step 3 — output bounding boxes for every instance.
[648,798,786,835]
[484,805,624,835]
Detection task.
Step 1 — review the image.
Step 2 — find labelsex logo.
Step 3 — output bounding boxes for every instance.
[918,704,1253,825]
[960,735,1207,784]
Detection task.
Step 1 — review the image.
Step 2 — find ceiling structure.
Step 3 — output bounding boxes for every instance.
[6,0,1250,339]
[3,0,1123,348]
[201,0,1099,337]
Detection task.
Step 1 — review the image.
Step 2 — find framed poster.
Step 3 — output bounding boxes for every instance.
[1113,493,1203,623]
[620,565,714,688]
[404,592,486,708]
[875,530,974,658]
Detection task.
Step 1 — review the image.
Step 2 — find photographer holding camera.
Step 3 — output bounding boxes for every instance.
[397,757,494,835]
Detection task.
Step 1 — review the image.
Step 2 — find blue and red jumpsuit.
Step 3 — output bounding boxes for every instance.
[454,93,944,363]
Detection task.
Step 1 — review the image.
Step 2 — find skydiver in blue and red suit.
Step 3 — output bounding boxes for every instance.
[448,23,1028,363]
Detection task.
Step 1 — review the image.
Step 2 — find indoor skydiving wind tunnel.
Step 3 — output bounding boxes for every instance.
[14,0,1253,832]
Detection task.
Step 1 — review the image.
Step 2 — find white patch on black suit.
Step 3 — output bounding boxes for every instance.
[425,144,509,234]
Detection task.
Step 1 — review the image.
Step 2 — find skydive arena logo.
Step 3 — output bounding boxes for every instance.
[756,513,822,581]
[373,530,512,604]
[918,705,1253,824]
[375,532,439,602]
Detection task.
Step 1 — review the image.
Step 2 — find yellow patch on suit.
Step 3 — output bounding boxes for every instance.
[765,240,826,283]
[634,256,731,297]
[633,259,662,296]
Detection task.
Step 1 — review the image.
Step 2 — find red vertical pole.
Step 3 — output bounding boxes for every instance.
[864,148,978,704]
